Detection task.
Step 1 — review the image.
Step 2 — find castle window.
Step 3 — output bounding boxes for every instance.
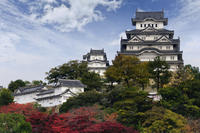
[155,24,158,27]
[166,46,170,50]
[152,24,154,27]
[154,36,158,40]
[148,24,151,27]
[144,24,146,27]
[141,24,143,27]
[161,56,166,61]
[142,36,146,40]
[137,46,140,50]
[129,46,133,49]
[170,56,175,60]
[159,46,162,50]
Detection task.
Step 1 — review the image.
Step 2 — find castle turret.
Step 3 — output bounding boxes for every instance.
[83,49,109,76]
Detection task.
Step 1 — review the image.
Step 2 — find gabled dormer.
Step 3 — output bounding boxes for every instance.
[141,26,158,32]
[157,35,171,42]
[128,35,143,42]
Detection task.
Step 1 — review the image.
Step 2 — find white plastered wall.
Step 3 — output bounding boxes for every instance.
[90,55,104,61]
[14,93,37,104]
[126,45,173,51]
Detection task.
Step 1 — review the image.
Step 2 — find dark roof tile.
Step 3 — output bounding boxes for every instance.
[58,79,86,88]
[135,11,164,20]
[14,85,44,96]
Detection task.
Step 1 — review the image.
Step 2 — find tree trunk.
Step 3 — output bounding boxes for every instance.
[125,79,130,88]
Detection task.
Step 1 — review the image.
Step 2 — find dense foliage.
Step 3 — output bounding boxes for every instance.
[148,56,171,90]
[0,104,137,133]
[141,106,186,133]
[60,90,103,113]
[0,103,40,116]
[109,88,153,128]
[81,72,103,91]
[159,79,200,118]
[46,60,103,91]
[105,55,150,89]
[8,79,26,92]
[4,56,200,132]
[46,60,88,84]
[184,64,200,80]
[32,80,45,86]
[0,113,32,133]
[0,89,13,106]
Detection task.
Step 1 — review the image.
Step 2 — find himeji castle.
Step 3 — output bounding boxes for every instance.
[83,49,109,77]
[118,10,184,71]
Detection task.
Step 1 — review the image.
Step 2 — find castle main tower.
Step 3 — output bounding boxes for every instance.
[118,10,183,71]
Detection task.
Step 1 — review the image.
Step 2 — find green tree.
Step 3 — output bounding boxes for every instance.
[0,113,32,133]
[166,64,200,88]
[24,81,31,86]
[59,90,103,113]
[32,80,44,86]
[141,106,186,133]
[105,55,142,88]
[81,72,103,91]
[106,88,153,129]
[159,80,200,118]
[184,64,200,80]
[104,66,119,87]
[136,62,150,90]
[46,60,88,84]
[46,60,104,90]
[148,56,171,91]
[8,79,26,92]
[181,79,200,107]
[0,89,13,106]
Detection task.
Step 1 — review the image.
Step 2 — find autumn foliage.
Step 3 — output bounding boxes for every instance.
[0,103,38,117]
[0,103,137,133]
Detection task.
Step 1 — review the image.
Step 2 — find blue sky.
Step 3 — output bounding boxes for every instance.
[0,0,200,87]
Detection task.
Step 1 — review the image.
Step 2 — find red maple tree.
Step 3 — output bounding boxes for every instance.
[0,104,138,133]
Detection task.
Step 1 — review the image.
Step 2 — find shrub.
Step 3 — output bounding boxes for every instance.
[0,113,32,133]
[0,89,13,106]
[141,106,187,133]
[59,90,103,113]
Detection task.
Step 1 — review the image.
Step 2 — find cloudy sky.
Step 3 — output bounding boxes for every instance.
[0,0,200,87]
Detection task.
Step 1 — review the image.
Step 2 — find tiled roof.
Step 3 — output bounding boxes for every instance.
[36,89,77,101]
[36,94,61,101]
[126,28,174,34]
[132,11,168,25]
[83,49,105,58]
[135,11,164,20]
[119,47,183,54]
[37,89,55,96]
[14,85,44,96]
[83,49,109,65]
[59,79,86,88]
[121,39,179,44]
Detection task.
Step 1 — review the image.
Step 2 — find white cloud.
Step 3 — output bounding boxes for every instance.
[170,0,200,30]
[21,0,123,32]
[0,33,20,62]
[109,32,126,46]
[0,0,123,87]
[137,8,145,12]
